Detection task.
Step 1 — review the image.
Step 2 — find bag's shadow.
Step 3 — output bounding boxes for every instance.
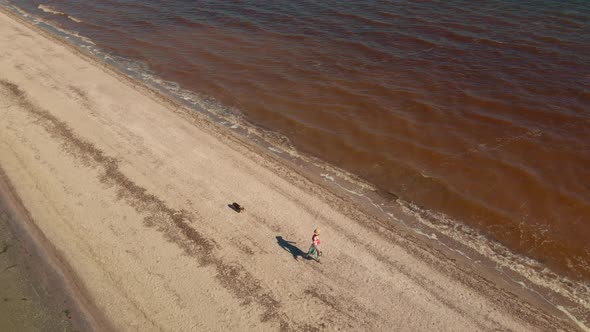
[276,235,308,261]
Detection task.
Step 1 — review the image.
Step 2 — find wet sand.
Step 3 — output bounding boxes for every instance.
[13,0,590,282]
[0,162,99,331]
[0,7,583,332]
[0,214,72,331]
[0,175,86,331]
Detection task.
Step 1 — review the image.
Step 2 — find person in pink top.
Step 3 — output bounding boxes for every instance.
[306,228,322,262]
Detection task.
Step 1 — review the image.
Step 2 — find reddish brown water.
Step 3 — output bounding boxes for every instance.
[7,0,590,282]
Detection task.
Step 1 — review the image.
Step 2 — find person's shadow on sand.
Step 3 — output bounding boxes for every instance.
[276,236,307,261]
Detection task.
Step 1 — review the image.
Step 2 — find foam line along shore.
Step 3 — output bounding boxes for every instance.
[0,1,588,331]
[4,0,588,284]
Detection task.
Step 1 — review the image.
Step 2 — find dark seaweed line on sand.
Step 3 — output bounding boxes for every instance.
[0,80,316,331]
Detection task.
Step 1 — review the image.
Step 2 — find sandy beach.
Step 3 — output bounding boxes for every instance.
[0,202,76,331]
[0,7,582,331]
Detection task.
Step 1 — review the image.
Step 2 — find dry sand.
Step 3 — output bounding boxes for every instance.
[0,8,579,331]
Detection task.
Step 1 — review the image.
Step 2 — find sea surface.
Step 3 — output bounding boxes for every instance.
[4,0,590,285]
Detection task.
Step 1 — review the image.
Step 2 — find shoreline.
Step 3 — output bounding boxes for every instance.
[8,0,589,285]
[3,0,588,285]
[0,4,587,331]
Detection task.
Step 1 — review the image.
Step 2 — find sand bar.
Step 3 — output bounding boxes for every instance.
[0,8,581,331]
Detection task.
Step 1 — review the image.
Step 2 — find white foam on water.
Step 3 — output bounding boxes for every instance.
[414,229,438,240]
[320,173,335,182]
[268,147,282,154]
[398,202,590,324]
[8,3,31,18]
[318,166,589,329]
[37,4,81,23]
[6,2,587,327]
[67,15,81,23]
[450,248,472,260]
[558,306,590,332]
[38,4,64,16]
[36,17,94,44]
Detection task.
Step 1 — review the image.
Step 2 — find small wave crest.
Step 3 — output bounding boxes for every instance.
[398,201,590,328]
[7,1,589,329]
[320,164,590,329]
[38,4,63,16]
[68,15,81,23]
[5,4,94,45]
[38,4,82,23]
